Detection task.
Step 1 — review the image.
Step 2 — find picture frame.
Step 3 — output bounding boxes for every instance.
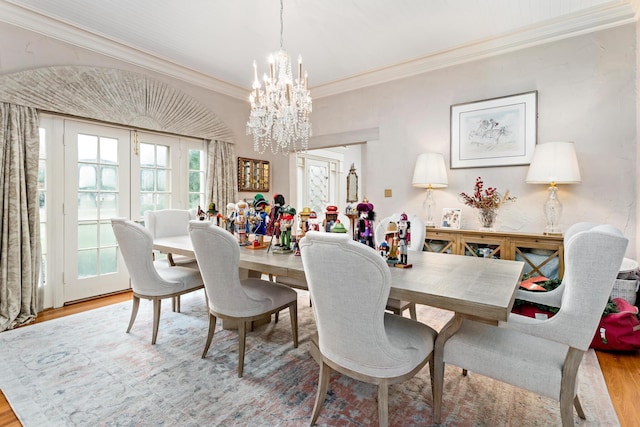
[237,157,270,192]
[441,208,461,229]
[450,91,537,169]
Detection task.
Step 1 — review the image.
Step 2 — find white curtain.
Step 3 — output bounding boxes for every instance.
[206,140,237,214]
[0,103,41,331]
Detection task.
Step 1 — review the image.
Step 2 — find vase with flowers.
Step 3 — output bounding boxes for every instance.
[459,177,516,231]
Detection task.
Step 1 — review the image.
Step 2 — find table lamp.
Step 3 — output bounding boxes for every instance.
[412,153,448,227]
[525,141,581,235]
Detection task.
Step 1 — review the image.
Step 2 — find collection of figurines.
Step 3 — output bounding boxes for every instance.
[205,193,412,268]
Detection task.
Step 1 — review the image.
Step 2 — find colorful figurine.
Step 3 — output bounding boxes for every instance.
[274,205,296,253]
[397,213,412,266]
[330,221,347,233]
[267,193,286,246]
[323,205,339,232]
[308,210,320,232]
[298,207,312,237]
[356,200,376,249]
[248,194,269,248]
[385,221,399,265]
[196,205,207,221]
[207,202,219,225]
[235,200,249,246]
[224,202,236,234]
[378,240,389,257]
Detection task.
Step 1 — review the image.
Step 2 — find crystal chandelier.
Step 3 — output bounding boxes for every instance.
[246,0,312,155]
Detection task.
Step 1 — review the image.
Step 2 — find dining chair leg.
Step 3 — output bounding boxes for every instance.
[126,296,140,333]
[310,361,331,426]
[377,380,389,427]
[201,313,217,358]
[151,298,162,345]
[429,355,435,401]
[409,303,417,320]
[290,303,299,348]
[238,320,247,378]
[574,395,586,420]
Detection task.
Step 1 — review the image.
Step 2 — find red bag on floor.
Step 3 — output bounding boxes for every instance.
[590,298,640,351]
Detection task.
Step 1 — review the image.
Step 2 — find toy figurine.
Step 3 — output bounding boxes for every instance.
[385,221,399,265]
[235,200,249,245]
[207,202,219,225]
[197,205,207,221]
[356,200,376,249]
[224,202,236,234]
[248,194,269,248]
[274,205,296,253]
[330,221,347,233]
[267,193,286,247]
[378,240,389,257]
[298,207,312,237]
[308,210,320,232]
[323,205,339,232]
[396,212,412,268]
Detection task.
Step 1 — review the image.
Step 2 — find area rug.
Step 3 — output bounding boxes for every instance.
[0,289,618,426]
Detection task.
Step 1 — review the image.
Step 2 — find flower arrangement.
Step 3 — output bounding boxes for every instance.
[459,177,516,209]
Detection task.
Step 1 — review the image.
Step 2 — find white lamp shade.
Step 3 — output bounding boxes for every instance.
[412,153,448,188]
[526,141,581,184]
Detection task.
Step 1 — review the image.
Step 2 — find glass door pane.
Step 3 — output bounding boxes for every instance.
[64,121,131,302]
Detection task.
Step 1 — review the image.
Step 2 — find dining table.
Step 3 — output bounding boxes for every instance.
[153,234,524,322]
[153,232,525,419]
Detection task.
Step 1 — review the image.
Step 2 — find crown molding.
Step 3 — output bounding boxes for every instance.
[1,1,636,101]
[0,1,248,100]
[312,2,637,98]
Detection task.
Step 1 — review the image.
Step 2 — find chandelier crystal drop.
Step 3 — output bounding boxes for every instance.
[246,0,312,155]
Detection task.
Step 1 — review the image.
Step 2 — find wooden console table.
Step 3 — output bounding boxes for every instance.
[424,228,564,279]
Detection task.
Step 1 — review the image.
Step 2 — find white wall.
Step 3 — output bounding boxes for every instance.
[308,24,637,257]
[0,21,291,199]
[1,21,636,257]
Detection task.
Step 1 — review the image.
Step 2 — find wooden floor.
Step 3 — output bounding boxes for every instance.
[1,292,639,426]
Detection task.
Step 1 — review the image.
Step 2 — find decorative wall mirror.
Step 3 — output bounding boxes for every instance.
[346,163,358,202]
[238,157,270,192]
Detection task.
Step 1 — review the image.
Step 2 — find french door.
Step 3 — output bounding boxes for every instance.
[37,115,207,306]
[63,121,132,301]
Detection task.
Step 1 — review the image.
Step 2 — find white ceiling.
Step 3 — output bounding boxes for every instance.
[1,0,637,99]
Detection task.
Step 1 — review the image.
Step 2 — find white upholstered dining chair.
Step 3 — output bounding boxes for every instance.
[300,231,437,427]
[188,220,299,378]
[144,209,197,267]
[513,222,599,308]
[433,223,628,426]
[111,218,204,344]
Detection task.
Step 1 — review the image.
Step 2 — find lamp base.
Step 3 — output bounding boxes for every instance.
[543,231,563,236]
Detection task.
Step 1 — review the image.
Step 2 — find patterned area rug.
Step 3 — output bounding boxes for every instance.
[0,289,618,426]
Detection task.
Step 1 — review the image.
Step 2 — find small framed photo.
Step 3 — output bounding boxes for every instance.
[441,208,461,229]
[450,91,537,169]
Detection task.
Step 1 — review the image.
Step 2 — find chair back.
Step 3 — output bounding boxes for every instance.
[300,231,411,373]
[374,213,399,249]
[531,224,628,350]
[188,221,264,316]
[408,215,425,252]
[111,218,169,295]
[144,209,195,239]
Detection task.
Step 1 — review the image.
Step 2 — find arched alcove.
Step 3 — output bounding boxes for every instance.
[0,66,234,142]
